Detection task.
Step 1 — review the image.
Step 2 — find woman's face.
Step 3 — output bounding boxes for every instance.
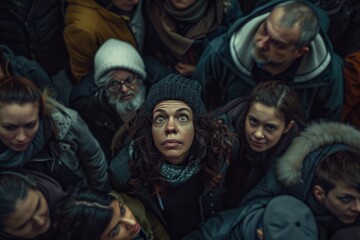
[101,200,140,240]
[152,100,195,165]
[3,189,51,239]
[245,102,293,152]
[170,0,196,10]
[0,103,40,151]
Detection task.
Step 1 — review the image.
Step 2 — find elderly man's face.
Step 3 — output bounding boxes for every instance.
[105,70,145,116]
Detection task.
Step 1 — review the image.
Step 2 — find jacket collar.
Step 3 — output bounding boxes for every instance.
[276,122,360,187]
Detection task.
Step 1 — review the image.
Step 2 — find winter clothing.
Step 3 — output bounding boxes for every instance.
[144,74,206,114]
[110,144,229,239]
[330,226,360,240]
[94,38,147,87]
[229,195,318,240]
[0,45,56,94]
[241,122,360,239]
[26,98,109,192]
[218,96,302,209]
[70,89,124,160]
[143,0,241,79]
[0,169,65,240]
[144,0,241,66]
[193,0,344,121]
[64,0,144,83]
[110,191,171,240]
[342,50,360,128]
[0,0,68,76]
[182,121,360,239]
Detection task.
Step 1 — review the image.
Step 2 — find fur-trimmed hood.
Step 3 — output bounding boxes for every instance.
[276,122,360,187]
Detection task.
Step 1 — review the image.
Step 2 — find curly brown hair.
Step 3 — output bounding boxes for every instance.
[127,107,234,195]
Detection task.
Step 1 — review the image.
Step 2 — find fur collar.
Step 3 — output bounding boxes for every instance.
[276,122,360,187]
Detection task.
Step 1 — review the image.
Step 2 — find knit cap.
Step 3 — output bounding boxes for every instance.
[144,74,206,114]
[94,38,146,87]
[263,195,318,240]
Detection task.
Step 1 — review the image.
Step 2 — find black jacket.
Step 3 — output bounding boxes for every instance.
[0,0,69,75]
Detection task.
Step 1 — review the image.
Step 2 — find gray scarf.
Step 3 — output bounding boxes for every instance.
[160,158,202,186]
[0,120,45,169]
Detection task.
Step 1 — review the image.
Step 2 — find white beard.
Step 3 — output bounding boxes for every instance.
[106,83,146,121]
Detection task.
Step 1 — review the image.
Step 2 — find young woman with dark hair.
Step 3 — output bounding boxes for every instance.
[0,75,109,191]
[0,170,64,240]
[54,188,170,240]
[110,74,234,239]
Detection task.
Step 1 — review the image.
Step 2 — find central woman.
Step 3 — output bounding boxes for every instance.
[110,74,234,239]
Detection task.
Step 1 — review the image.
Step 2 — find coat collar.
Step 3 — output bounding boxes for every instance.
[276,122,360,187]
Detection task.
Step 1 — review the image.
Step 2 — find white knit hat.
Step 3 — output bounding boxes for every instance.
[94,39,146,87]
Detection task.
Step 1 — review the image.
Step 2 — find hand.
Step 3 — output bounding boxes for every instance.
[174,62,196,76]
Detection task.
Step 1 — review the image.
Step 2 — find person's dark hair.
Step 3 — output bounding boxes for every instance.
[0,172,37,233]
[0,75,50,117]
[128,108,233,194]
[314,150,360,194]
[274,1,319,48]
[248,81,303,126]
[54,188,115,240]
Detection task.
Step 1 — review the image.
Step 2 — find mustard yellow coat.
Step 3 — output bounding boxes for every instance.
[64,0,138,83]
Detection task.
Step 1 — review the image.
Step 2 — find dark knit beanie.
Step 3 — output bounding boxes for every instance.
[144,74,206,114]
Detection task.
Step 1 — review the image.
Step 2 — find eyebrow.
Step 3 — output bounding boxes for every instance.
[153,108,191,114]
[16,194,41,230]
[3,119,37,126]
[264,20,288,47]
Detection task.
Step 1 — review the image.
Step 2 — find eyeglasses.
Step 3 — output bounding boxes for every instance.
[106,75,139,92]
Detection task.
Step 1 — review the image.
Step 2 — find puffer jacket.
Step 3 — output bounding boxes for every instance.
[28,98,109,191]
[0,0,68,76]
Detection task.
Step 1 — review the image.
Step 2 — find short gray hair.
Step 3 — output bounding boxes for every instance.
[274,1,319,48]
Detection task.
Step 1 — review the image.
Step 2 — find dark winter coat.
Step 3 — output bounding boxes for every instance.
[0,0,68,75]
[193,0,344,121]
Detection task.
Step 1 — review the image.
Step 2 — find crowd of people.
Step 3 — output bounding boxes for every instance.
[0,0,359,239]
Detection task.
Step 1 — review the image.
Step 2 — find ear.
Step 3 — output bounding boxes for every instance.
[313,185,325,203]
[294,47,309,59]
[283,120,295,134]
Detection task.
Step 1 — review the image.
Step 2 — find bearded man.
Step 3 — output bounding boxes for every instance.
[70,39,147,160]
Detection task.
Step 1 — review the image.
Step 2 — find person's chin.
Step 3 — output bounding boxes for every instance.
[340,215,358,224]
[11,143,30,151]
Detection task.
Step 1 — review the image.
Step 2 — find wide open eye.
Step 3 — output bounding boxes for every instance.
[154,115,166,125]
[178,114,189,122]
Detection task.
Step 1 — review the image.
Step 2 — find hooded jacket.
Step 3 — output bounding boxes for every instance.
[193,0,344,121]
[182,122,360,239]
[27,98,109,191]
[64,0,144,82]
[242,122,360,238]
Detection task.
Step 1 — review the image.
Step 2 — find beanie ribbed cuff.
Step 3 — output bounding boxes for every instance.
[144,74,206,114]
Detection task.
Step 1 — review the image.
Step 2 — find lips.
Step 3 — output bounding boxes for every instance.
[250,139,265,148]
[130,222,141,237]
[162,139,182,147]
[120,94,134,100]
[13,142,30,150]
